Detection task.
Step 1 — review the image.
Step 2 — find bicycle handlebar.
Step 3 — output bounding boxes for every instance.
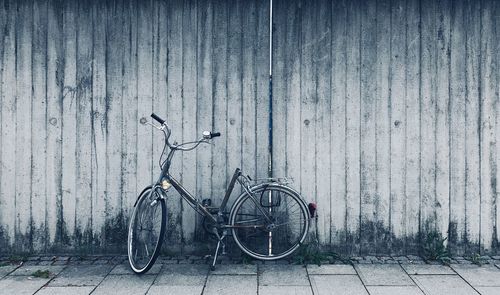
[149,113,220,151]
[149,112,221,170]
[151,113,165,125]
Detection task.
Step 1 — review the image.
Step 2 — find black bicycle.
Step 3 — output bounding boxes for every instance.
[128,113,311,274]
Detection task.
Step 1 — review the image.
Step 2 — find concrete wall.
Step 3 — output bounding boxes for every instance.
[0,0,499,255]
[272,0,500,255]
[0,0,270,254]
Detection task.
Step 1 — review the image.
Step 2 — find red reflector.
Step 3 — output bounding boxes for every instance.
[308,203,317,218]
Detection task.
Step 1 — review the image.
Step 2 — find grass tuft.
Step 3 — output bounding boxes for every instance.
[32,270,51,279]
[422,232,451,264]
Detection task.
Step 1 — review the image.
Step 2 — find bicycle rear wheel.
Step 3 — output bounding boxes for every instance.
[128,186,166,274]
[229,183,309,260]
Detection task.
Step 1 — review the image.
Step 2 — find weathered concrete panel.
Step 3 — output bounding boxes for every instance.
[271,0,499,255]
[0,0,499,256]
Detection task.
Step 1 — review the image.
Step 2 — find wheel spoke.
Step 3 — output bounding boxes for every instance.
[128,188,166,274]
[231,186,308,260]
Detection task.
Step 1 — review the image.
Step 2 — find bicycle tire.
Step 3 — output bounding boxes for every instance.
[229,183,309,260]
[128,186,166,274]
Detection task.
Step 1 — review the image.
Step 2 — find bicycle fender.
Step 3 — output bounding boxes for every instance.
[133,185,153,207]
[250,182,308,205]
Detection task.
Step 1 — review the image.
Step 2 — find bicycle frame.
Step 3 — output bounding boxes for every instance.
[154,148,273,226]
[129,113,310,273]
[162,171,236,224]
[139,115,274,229]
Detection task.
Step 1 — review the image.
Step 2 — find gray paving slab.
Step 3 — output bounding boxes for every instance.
[0,265,19,279]
[9,265,65,277]
[259,285,313,295]
[310,275,368,295]
[355,264,414,286]
[204,274,257,295]
[211,264,257,275]
[307,264,356,275]
[154,264,208,286]
[48,264,113,286]
[147,285,204,295]
[366,286,424,295]
[0,275,50,295]
[411,275,479,295]
[92,274,156,295]
[35,286,95,295]
[401,264,455,275]
[109,262,162,275]
[475,287,500,295]
[259,265,309,286]
[451,264,500,287]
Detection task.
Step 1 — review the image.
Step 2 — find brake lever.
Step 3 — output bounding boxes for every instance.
[145,121,164,131]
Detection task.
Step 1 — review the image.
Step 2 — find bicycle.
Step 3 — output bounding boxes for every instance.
[128,113,312,274]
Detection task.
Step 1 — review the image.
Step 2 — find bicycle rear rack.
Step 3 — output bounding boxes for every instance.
[249,177,294,185]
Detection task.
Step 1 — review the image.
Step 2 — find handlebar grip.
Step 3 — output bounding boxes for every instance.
[211,132,221,138]
[151,113,165,125]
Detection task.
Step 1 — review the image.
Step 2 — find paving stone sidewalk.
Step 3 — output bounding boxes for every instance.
[1,255,500,294]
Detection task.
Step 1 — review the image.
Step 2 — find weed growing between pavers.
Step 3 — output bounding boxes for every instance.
[32,270,51,278]
[292,243,343,266]
[421,232,451,264]
[240,254,253,265]
[468,253,486,266]
[8,254,28,264]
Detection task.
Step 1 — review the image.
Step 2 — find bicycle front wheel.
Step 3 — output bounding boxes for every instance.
[128,186,166,274]
[229,183,309,260]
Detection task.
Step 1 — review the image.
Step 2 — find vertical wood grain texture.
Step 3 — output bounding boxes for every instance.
[91,0,107,246]
[420,0,438,237]
[75,0,93,247]
[165,0,183,247]
[0,0,499,255]
[211,0,228,206]
[15,0,33,249]
[272,0,286,185]
[196,0,213,212]
[314,0,332,246]
[271,0,499,255]
[300,0,316,244]
[121,0,138,236]
[283,0,302,251]
[181,0,197,245]
[405,0,421,253]
[360,0,377,253]
[390,0,406,253]
[345,0,362,255]
[435,0,451,249]
[45,0,63,246]
[61,0,77,247]
[479,0,496,254]
[464,0,481,253]
[495,0,500,252]
[329,0,347,252]
[449,0,467,254]
[32,0,48,251]
[105,0,124,248]
[375,0,391,253]
[0,0,17,248]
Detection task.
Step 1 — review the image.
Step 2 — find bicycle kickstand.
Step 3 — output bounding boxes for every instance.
[210,230,227,271]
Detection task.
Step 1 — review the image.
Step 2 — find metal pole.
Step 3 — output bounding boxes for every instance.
[268,0,273,178]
